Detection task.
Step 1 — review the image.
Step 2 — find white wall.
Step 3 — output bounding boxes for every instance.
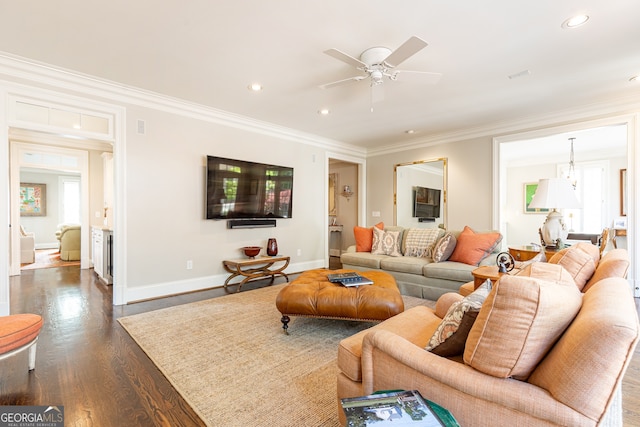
[123,105,337,298]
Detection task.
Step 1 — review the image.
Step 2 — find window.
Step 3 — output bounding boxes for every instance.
[558,161,608,233]
[60,176,81,224]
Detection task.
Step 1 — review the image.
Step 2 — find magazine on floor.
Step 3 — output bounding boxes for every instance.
[341,390,446,426]
[327,272,373,287]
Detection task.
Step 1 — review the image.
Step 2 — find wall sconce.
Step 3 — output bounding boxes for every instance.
[341,185,355,200]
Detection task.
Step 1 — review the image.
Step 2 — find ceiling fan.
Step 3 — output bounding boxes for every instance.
[320,36,442,105]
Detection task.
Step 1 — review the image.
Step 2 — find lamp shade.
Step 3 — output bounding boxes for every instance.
[529,178,580,210]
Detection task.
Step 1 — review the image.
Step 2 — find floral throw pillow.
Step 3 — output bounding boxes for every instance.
[371,227,402,257]
[425,280,492,356]
[432,232,457,262]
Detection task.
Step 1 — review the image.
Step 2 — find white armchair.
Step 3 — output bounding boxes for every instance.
[20,225,35,264]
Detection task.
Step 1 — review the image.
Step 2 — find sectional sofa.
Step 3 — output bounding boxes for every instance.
[340,225,503,301]
[337,244,637,426]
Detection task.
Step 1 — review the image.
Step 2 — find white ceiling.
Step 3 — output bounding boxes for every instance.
[1,1,639,151]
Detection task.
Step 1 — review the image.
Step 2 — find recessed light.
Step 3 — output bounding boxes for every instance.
[404,130,416,134]
[318,108,330,115]
[562,14,589,29]
[248,83,263,92]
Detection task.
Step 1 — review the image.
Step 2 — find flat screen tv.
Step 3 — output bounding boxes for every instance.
[413,186,441,219]
[206,156,293,220]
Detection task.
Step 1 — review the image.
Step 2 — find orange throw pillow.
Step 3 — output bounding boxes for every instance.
[354,222,384,252]
[449,226,502,266]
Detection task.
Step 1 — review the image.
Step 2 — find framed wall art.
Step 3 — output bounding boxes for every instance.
[20,183,46,216]
[524,182,549,214]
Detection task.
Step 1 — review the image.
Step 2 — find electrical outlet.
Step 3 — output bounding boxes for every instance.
[186,260,193,270]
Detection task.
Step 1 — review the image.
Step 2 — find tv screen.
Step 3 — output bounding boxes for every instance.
[413,186,441,219]
[206,156,293,220]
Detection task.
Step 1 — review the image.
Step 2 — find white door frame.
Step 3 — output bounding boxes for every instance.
[0,84,126,315]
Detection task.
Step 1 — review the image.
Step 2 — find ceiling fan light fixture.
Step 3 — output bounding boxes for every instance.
[562,14,589,29]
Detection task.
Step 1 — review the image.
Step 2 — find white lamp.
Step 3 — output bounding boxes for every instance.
[528,178,580,248]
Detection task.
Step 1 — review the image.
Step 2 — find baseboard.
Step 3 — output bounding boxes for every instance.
[124,259,325,303]
[35,243,58,250]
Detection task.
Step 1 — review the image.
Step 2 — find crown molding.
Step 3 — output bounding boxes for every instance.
[3,52,638,161]
[367,93,640,157]
[0,52,367,159]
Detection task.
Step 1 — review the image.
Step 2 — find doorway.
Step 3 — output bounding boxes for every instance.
[19,166,83,271]
[493,115,636,295]
[327,154,365,268]
[10,140,92,275]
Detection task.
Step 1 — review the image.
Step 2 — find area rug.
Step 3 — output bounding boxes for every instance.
[21,248,80,270]
[118,284,435,427]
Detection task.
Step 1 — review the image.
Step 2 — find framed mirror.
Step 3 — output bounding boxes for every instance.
[394,158,447,229]
[328,173,338,216]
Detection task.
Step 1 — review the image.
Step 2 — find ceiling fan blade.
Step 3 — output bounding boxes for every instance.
[324,48,367,68]
[383,36,428,67]
[392,70,442,84]
[319,75,367,89]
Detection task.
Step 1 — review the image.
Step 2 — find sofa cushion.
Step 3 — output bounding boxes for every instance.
[380,256,432,275]
[354,222,384,252]
[423,261,476,283]
[403,228,443,258]
[432,232,457,262]
[528,278,639,421]
[340,252,387,269]
[371,227,402,257]
[425,280,492,356]
[583,248,629,293]
[464,274,582,380]
[548,242,599,291]
[337,305,441,382]
[448,226,502,266]
[515,262,576,287]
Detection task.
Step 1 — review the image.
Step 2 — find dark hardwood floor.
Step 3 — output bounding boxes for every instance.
[4,263,640,426]
[4,266,289,426]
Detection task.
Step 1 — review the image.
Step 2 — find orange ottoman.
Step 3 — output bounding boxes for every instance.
[0,314,43,371]
[275,269,404,333]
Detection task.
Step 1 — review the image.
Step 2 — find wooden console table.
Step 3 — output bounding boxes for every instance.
[223,255,290,293]
[509,245,560,262]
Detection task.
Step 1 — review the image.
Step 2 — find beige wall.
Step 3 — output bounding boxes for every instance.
[366,136,494,232]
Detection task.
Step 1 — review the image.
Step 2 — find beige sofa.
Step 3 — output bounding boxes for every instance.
[337,245,638,426]
[57,224,81,261]
[340,226,503,301]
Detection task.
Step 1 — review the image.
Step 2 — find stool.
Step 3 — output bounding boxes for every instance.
[0,314,43,371]
[275,269,403,333]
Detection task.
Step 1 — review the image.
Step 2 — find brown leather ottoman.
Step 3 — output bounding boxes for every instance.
[275,269,404,333]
